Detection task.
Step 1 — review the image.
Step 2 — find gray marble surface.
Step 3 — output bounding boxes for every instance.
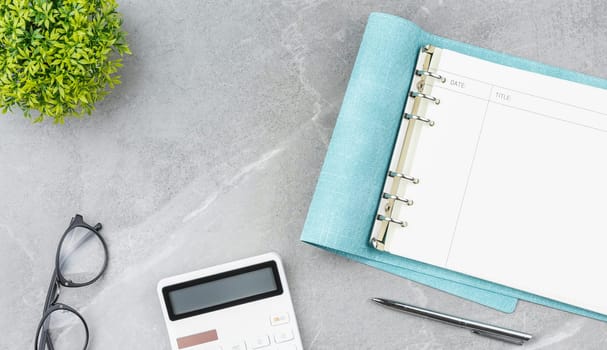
[2,1,607,349]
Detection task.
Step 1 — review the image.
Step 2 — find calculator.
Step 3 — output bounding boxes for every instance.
[157,252,304,350]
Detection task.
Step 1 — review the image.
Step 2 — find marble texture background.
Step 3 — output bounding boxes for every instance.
[1,1,607,349]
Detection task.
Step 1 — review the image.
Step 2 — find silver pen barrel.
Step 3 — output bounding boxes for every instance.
[372,298,533,345]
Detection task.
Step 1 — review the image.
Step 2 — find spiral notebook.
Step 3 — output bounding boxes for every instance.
[301,12,607,321]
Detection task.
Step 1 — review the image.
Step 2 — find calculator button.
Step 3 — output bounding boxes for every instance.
[226,342,246,350]
[273,329,294,344]
[247,335,270,349]
[270,313,290,326]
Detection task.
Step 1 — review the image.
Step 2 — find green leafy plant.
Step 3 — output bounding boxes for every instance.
[0,0,131,123]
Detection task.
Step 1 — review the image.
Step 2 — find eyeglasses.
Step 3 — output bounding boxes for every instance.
[35,214,109,350]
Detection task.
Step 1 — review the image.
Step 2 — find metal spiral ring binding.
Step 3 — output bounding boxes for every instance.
[377,215,407,227]
[404,113,435,126]
[388,170,419,184]
[410,91,440,105]
[370,44,442,251]
[415,69,446,83]
[383,192,413,206]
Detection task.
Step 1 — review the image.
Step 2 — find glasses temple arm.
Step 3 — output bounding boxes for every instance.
[38,328,56,350]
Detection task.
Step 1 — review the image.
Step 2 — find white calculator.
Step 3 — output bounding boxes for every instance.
[157,252,304,350]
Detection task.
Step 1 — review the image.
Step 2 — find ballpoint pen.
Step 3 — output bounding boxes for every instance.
[371,298,533,345]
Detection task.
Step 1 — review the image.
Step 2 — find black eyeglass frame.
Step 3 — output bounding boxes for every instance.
[34,214,109,350]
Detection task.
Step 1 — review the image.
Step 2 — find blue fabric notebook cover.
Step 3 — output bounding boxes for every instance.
[300,12,607,321]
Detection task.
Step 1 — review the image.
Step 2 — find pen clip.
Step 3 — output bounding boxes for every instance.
[471,329,530,346]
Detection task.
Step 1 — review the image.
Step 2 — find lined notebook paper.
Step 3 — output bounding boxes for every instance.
[373,47,607,315]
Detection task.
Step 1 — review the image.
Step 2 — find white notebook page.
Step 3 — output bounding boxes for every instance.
[385,48,607,315]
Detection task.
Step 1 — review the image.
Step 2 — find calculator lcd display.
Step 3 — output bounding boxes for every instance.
[163,261,283,320]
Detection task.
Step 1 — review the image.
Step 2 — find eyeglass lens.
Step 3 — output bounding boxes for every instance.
[59,226,106,285]
[36,308,87,350]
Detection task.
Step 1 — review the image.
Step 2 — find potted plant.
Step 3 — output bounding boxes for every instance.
[0,0,131,123]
